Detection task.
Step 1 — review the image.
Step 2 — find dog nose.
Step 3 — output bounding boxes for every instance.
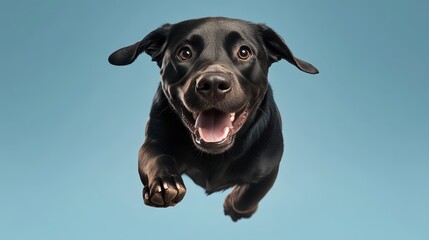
[196,73,231,99]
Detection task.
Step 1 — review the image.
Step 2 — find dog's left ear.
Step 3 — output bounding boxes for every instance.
[108,24,171,67]
[259,24,319,74]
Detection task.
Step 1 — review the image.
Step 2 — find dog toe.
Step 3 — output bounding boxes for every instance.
[143,175,186,207]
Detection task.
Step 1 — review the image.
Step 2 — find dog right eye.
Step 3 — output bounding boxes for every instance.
[177,47,193,61]
[237,46,252,60]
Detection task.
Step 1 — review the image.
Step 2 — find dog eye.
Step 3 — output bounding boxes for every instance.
[177,47,193,61]
[237,46,252,60]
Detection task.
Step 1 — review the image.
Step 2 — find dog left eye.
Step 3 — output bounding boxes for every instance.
[237,46,252,60]
[177,47,193,61]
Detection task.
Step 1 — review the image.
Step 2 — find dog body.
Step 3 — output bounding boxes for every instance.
[109,17,318,221]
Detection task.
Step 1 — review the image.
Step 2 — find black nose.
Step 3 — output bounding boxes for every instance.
[196,73,232,99]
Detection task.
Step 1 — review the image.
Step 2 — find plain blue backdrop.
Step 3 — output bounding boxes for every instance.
[1,0,428,239]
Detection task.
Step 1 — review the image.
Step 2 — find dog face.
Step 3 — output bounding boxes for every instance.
[109,17,318,154]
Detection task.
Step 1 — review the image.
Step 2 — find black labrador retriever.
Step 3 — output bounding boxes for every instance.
[108,17,318,221]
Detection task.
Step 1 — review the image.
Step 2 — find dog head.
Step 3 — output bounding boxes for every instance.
[109,17,318,154]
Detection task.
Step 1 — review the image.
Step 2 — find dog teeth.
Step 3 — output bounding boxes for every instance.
[229,113,235,122]
[195,136,202,144]
[193,112,199,120]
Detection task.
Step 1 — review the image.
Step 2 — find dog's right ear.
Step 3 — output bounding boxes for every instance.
[108,24,171,67]
[259,24,319,74]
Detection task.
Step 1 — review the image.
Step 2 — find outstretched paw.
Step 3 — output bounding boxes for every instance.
[143,175,186,207]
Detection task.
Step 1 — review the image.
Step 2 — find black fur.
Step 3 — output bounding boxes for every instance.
[109,17,318,221]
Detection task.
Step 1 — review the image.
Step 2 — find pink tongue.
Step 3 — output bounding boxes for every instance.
[195,109,232,143]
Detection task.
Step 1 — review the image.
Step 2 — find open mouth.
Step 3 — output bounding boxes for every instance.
[181,107,248,148]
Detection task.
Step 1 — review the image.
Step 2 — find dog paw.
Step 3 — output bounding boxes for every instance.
[143,175,186,207]
[223,194,258,222]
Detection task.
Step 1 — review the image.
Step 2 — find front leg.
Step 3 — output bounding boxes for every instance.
[138,140,186,207]
[224,167,279,221]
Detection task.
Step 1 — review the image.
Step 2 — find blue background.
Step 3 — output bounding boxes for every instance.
[1,0,428,239]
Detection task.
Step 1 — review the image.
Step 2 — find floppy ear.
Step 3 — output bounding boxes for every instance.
[259,24,319,74]
[108,24,171,67]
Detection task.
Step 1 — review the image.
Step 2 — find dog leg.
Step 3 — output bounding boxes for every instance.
[224,167,279,221]
[138,141,186,207]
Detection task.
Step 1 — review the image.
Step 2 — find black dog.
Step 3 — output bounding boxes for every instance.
[108,17,318,221]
